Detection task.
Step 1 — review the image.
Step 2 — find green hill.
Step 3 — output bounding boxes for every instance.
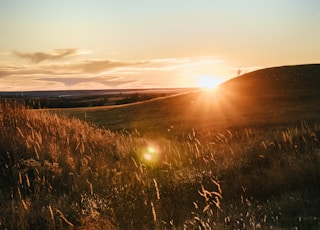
[60,64,320,134]
[223,64,320,94]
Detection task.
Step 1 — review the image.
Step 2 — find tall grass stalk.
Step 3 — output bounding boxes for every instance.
[1,101,320,229]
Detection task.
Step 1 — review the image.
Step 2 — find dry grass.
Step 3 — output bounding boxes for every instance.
[1,101,320,229]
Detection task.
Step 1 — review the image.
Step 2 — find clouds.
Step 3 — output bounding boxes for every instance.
[75,59,147,74]
[12,49,81,63]
[0,49,225,91]
[39,76,139,88]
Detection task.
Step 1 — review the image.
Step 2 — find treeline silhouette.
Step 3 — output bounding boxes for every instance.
[1,92,161,108]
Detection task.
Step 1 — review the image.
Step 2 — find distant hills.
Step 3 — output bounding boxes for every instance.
[0,88,193,108]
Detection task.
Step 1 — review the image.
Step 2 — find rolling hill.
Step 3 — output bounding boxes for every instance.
[221,64,320,97]
[57,64,320,135]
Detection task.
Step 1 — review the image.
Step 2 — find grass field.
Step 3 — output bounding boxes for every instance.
[1,64,320,229]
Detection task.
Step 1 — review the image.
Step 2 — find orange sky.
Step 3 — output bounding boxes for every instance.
[1,0,320,91]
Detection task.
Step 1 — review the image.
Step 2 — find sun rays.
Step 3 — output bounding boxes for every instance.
[185,83,245,129]
[196,75,223,90]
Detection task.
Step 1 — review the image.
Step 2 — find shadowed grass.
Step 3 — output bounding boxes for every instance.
[1,101,320,229]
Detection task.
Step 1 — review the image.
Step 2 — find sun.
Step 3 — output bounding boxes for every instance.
[196,75,222,90]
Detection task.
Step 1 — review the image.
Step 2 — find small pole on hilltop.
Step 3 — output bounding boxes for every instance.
[237,67,242,76]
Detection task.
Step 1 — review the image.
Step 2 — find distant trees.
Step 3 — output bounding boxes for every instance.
[115,93,153,105]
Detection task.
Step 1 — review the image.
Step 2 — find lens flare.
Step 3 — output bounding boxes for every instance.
[148,146,156,154]
[141,145,159,165]
[143,152,153,161]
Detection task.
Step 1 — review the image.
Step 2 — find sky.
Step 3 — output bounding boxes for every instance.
[1,0,320,91]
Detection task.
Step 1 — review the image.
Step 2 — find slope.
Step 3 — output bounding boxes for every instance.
[58,64,320,134]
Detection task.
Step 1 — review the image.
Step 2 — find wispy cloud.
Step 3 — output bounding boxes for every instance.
[12,49,82,63]
[1,51,224,91]
[0,71,9,78]
[39,76,139,88]
[74,59,148,73]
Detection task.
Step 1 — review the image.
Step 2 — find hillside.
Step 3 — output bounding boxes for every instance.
[221,64,320,97]
[58,64,320,134]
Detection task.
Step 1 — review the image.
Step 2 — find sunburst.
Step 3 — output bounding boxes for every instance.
[196,75,223,90]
